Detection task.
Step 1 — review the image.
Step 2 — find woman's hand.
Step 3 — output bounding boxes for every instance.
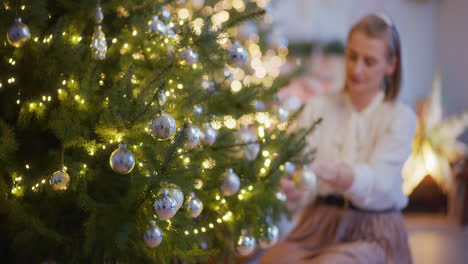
[311,159,354,191]
[279,177,303,203]
[279,176,310,214]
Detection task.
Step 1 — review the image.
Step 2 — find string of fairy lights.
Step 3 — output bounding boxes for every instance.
[3,0,291,240]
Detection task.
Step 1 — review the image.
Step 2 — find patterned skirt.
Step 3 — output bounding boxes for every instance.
[258,199,412,264]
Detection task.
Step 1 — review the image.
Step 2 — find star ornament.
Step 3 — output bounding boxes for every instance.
[403,72,468,194]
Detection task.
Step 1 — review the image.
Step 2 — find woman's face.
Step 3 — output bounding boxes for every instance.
[345,31,396,96]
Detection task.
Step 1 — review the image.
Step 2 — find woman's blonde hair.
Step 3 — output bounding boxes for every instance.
[347,14,402,102]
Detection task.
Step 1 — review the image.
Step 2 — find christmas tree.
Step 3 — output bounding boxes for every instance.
[0,0,316,263]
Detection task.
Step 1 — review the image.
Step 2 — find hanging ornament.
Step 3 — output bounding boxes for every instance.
[184,192,203,218]
[214,67,234,83]
[167,44,175,56]
[151,112,177,140]
[180,48,199,66]
[258,223,279,249]
[186,125,201,149]
[7,18,31,48]
[293,166,317,191]
[284,161,296,176]
[95,6,104,24]
[199,240,209,250]
[235,229,256,256]
[167,28,176,39]
[202,123,217,146]
[201,79,216,92]
[158,91,167,106]
[91,26,107,60]
[281,95,301,112]
[109,144,136,175]
[253,100,266,111]
[276,106,289,123]
[162,183,184,210]
[154,189,178,220]
[160,6,171,20]
[50,169,70,191]
[234,126,260,161]
[192,105,203,116]
[227,42,248,67]
[276,192,287,202]
[148,15,167,35]
[91,5,107,60]
[194,179,204,189]
[143,221,163,248]
[220,168,240,196]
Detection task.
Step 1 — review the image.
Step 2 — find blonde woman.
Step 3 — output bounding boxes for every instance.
[260,14,416,264]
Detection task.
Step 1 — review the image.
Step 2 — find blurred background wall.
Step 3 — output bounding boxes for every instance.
[272,0,467,140]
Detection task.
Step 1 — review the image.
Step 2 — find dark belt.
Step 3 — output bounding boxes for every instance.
[317,195,396,214]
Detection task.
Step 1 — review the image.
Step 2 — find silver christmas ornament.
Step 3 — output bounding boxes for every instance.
[159,91,167,106]
[258,224,279,249]
[281,95,301,112]
[154,189,178,220]
[7,18,31,48]
[160,6,171,20]
[167,44,175,56]
[202,123,217,146]
[284,161,296,176]
[50,169,70,191]
[227,42,248,67]
[234,126,260,161]
[253,100,265,111]
[186,125,201,149]
[180,48,198,66]
[214,67,234,83]
[293,167,317,191]
[162,183,184,210]
[276,106,289,123]
[220,168,240,196]
[148,15,167,35]
[276,192,287,202]
[143,221,163,248]
[91,25,107,60]
[95,6,104,24]
[167,28,176,39]
[193,105,203,116]
[151,113,177,140]
[235,230,256,256]
[109,144,135,175]
[201,79,215,92]
[199,240,209,250]
[184,192,203,218]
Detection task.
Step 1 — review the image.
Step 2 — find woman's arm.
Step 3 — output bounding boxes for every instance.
[312,160,354,191]
[313,106,417,210]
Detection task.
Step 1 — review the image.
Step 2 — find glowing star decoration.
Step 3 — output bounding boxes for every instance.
[403,72,468,194]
